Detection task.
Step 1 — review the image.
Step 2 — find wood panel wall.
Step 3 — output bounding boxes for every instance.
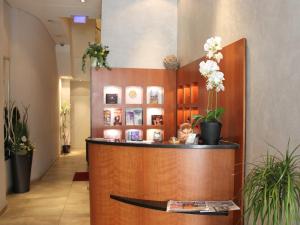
[89,143,236,225]
[91,68,177,141]
[177,38,246,224]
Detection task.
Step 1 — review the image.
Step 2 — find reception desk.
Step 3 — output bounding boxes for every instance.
[87,139,239,225]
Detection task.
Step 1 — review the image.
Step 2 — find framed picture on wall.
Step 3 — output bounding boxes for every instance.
[103,86,122,104]
[125,86,143,104]
[147,86,164,104]
[106,94,118,104]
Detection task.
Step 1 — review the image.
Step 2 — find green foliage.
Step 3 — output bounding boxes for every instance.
[192,107,224,128]
[4,102,35,156]
[82,42,111,72]
[244,140,300,225]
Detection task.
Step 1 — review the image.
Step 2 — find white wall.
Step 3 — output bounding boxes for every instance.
[101,0,177,68]
[70,81,90,149]
[177,0,300,163]
[9,7,60,181]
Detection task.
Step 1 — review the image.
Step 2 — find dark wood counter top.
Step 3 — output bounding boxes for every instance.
[86,138,239,150]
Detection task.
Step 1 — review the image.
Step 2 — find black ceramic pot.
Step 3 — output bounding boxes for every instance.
[62,145,71,154]
[11,151,33,193]
[200,121,222,145]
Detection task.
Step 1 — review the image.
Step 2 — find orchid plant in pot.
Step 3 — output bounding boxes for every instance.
[192,37,225,145]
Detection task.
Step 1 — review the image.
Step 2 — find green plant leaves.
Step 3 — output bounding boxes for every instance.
[244,141,300,225]
[191,107,224,128]
[82,42,111,72]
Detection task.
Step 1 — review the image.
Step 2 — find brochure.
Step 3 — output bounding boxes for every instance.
[166,200,240,213]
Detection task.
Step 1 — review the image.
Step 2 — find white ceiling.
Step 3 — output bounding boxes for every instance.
[6,0,101,44]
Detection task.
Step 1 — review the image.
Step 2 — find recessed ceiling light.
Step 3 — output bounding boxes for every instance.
[80,0,86,3]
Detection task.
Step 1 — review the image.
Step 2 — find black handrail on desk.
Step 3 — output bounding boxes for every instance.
[110,195,229,216]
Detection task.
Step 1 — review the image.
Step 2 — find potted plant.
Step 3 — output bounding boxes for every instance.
[192,36,225,145]
[244,140,300,225]
[82,42,111,72]
[4,102,35,193]
[60,103,71,154]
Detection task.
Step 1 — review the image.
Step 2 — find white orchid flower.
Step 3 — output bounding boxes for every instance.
[206,82,213,91]
[200,36,225,93]
[216,83,225,92]
[204,36,223,57]
[213,71,225,84]
[199,60,219,76]
[214,52,223,63]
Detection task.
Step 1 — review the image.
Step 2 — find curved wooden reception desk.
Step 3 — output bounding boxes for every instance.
[87,139,239,225]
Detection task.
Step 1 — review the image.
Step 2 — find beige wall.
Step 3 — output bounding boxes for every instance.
[9,7,59,180]
[101,0,177,69]
[0,0,8,212]
[56,44,72,77]
[177,0,300,163]
[70,19,97,80]
[70,81,90,149]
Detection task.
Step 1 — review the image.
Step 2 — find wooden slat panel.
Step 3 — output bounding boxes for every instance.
[89,143,236,225]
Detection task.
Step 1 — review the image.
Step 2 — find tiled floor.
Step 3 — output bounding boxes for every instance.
[0,150,90,225]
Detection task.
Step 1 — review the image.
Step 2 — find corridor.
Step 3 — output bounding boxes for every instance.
[0,150,89,225]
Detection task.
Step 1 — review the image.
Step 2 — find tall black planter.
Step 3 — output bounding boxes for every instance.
[200,121,222,145]
[62,145,71,154]
[11,151,33,193]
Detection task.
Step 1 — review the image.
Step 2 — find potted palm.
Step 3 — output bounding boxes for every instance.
[4,102,35,193]
[192,37,225,145]
[82,42,111,72]
[60,103,71,154]
[244,140,300,225]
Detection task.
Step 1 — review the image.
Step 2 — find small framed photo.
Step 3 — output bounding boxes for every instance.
[185,133,197,144]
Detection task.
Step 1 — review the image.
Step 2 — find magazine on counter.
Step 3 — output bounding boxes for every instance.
[166,200,240,213]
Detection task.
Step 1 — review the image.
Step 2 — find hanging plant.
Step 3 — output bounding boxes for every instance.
[82,42,111,72]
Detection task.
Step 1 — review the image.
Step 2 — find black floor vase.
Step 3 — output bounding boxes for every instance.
[62,145,71,154]
[200,121,222,145]
[11,151,33,193]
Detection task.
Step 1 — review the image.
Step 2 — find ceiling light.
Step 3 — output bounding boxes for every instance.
[80,0,86,3]
[73,15,87,24]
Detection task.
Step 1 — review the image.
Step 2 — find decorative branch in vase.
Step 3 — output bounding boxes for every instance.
[4,102,35,193]
[192,36,225,145]
[60,102,71,154]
